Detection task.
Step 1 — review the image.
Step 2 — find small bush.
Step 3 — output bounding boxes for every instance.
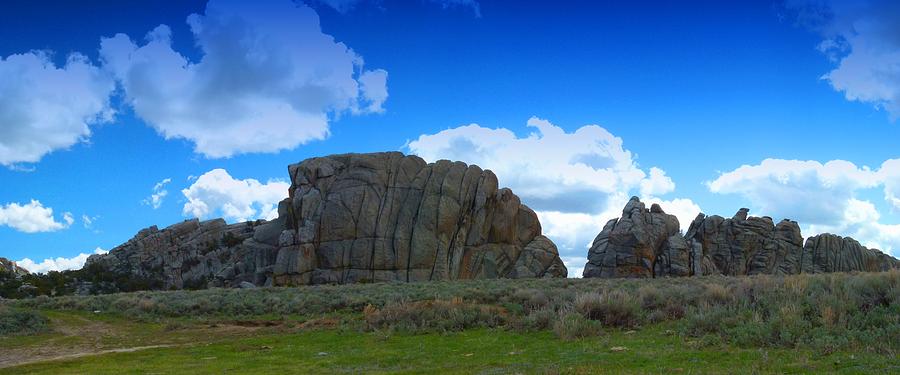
[0,307,49,336]
[365,299,507,332]
[553,311,602,340]
[574,290,641,328]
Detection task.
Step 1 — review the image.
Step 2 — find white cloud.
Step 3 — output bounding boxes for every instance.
[408,117,701,276]
[17,247,107,274]
[182,169,289,222]
[0,200,73,233]
[0,51,115,166]
[99,0,388,158]
[789,0,900,118]
[708,158,900,256]
[142,178,171,209]
[708,159,878,225]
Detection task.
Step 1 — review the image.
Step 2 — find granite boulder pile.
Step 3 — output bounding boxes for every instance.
[583,197,900,278]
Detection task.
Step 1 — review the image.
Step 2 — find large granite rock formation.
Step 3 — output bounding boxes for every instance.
[583,197,900,278]
[582,197,684,278]
[802,233,900,273]
[683,210,804,276]
[86,152,567,290]
[0,258,28,278]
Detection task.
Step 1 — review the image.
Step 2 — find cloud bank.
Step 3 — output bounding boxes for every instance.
[100,0,388,158]
[709,158,900,255]
[182,169,289,222]
[17,247,107,274]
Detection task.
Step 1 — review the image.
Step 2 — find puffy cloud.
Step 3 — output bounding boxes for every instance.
[182,169,289,222]
[142,178,171,209]
[0,200,73,233]
[789,0,900,118]
[99,0,388,158]
[708,158,900,256]
[409,117,701,276]
[708,159,878,225]
[0,51,115,166]
[408,117,655,213]
[17,247,107,274]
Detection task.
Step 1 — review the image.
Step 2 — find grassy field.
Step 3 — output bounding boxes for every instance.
[2,271,899,373]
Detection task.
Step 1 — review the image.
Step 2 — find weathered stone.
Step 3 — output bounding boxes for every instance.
[584,198,899,278]
[801,233,900,273]
[684,211,803,276]
[583,197,681,278]
[83,152,567,291]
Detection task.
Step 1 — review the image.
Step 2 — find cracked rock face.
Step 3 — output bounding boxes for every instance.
[86,152,567,290]
[801,233,900,273]
[684,210,804,276]
[582,197,682,278]
[583,197,899,278]
[260,152,567,285]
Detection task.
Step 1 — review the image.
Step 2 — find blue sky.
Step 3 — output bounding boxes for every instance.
[2,0,900,275]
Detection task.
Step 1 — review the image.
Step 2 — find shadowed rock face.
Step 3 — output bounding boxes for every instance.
[0,258,28,277]
[87,152,566,290]
[583,197,899,278]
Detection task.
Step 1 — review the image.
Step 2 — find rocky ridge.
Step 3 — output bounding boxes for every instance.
[583,197,900,278]
[86,152,567,290]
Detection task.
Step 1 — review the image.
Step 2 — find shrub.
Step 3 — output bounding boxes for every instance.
[364,299,508,332]
[0,307,49,336]
[574,290,641,328]
[553,311,602,340]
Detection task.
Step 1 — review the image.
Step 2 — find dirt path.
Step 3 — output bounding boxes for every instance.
[0,344,179,369]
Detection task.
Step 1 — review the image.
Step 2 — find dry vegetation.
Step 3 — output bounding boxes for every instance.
[4,270,899,356]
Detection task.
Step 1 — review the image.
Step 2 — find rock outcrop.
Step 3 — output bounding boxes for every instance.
[582,197,684,278]
[683,210,804,276]
[86,152,567,290]
[801,233,900,273]
[85,219,259,289]
[583,197,900,278]
[0,258,28,278]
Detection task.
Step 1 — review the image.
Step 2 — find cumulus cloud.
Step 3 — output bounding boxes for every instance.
[17,247,107,274]
[182,169,289,222]
[0,51,115,166]
[0,200,73,233]
[142,178,172,209]
[708,159,878,225]
[788,0,900,118]
[99,0,388,158]
[408,117,701,276]
[708,157,900,255]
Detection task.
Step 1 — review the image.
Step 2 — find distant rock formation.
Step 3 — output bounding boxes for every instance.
[86,152,567,290]
[583,197,900,278]
[0,258,28,278]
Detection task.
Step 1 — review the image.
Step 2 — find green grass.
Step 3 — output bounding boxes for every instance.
[5,321,898,374]
[2,271,899,373]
